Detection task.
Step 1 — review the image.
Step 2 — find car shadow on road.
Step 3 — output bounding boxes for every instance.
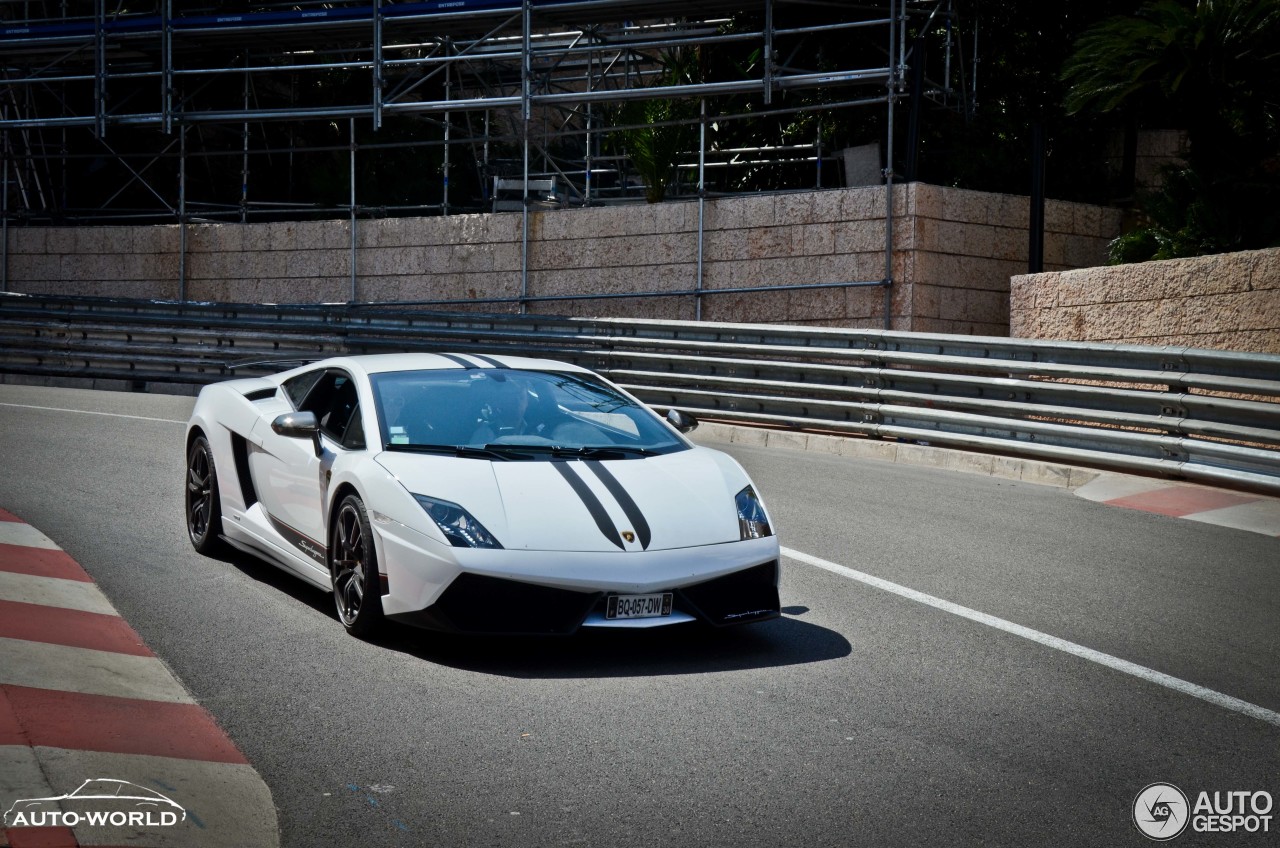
[213,547,850,678]
[213,545,337,615]
[366,613,851,678]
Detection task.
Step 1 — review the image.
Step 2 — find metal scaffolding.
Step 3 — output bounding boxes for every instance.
[1,0,975,318]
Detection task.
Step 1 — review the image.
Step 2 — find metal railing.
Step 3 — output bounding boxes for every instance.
[3,291,1279,494]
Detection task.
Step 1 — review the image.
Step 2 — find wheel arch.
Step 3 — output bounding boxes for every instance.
[326,482,371,566]
[327,482,363,530]
[185,423,207,451]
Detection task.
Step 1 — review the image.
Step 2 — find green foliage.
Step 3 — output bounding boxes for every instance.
[612,49,701,203]
[1108,165,1280,263]
[1064,0,1280,166]
[1067,0,1280,262]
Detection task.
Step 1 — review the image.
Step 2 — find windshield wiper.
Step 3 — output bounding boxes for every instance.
[384,443,517,461]
[484,444,656,460]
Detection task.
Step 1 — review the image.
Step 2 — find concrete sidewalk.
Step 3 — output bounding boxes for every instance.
[0,508,278,848]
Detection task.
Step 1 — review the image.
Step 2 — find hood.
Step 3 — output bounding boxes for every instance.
[375,448,747,553]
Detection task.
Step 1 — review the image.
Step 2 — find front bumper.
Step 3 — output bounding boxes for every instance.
[376,521,777,603]
[387,559,781,635]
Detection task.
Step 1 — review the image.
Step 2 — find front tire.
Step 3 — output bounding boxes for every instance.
[186,435,225,554]
[330,494,384,638]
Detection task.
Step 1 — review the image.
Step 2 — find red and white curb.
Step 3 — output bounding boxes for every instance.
[0,508,279,848]
[1075,475,1280,538]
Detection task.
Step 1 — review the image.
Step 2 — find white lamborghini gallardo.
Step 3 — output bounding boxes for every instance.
[184,353,780,636]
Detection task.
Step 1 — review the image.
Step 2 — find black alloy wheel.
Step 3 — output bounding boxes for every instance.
[330,494,384,637]
[186,435,225,554]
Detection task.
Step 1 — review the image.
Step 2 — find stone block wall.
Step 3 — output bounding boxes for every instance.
[905,185,1121,335]
[6,225,181,299]
[3,183,1120,333]
[1010,248,1280,353]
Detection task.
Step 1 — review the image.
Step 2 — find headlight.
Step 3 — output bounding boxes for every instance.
[735,486,773,540]
[413,495,503,549]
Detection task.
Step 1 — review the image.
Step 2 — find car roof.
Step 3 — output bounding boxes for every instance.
[284,352,594,378]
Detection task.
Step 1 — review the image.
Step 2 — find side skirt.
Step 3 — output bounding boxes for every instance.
[220,525,332,591]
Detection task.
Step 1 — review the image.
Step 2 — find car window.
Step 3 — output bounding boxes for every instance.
[282,369,324,409]
[295,370,363,449]
[341,404,366,450]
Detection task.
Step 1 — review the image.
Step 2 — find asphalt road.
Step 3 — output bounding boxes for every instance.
[0,384,1277,847]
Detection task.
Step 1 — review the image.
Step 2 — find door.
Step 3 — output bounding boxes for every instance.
[250,368,362,570]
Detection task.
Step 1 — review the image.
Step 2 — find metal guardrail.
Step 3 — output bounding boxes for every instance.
[3,291,1280,494]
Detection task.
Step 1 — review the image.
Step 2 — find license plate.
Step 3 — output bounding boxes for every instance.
[606,592,673,620]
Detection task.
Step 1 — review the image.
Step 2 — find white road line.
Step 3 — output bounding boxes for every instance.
[0,402,185,424]
[781,545,1280,728]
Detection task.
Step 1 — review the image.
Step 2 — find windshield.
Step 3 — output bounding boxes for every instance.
[369,368,687,458]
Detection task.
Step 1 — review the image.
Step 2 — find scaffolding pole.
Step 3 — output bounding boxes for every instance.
[241,60,250,224]
[373,0,384,130]
[2,136,8,293]
[178,125,187,301]
[349,118,358,302]
[443,37,451,217]
[696,98,706,321]
[162,0,173,135]
[520,0,532,314]
[882,0,901,331]
[93,0,106,139]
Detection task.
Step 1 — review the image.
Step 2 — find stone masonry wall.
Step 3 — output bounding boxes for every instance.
[1010,247,1280,354]
[3,183,1119,333]
[905,185,1120,335]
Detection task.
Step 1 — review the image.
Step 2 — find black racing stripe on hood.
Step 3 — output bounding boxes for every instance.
[437,353,477,369]
[470,354,508,369]
[584,460,651,550]
[551,461,624,550]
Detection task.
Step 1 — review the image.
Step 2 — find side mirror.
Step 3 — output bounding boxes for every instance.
[272,411,322,457]
[665,408,698,434]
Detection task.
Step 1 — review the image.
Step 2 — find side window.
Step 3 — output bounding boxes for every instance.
[294,370,364,450]
[341,406,366,450]
[283,370,324,409]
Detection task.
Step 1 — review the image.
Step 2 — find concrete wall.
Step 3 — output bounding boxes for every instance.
[1010,247,1280,354]
[3,183,1119,334]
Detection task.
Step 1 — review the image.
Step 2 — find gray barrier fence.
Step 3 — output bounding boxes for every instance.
[3,291,1279,493]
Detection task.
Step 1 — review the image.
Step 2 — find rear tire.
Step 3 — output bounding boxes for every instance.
[330,494,384,638]
[186,435,226,554]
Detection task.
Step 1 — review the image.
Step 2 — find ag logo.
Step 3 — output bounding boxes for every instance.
[1134,783,1190,841]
